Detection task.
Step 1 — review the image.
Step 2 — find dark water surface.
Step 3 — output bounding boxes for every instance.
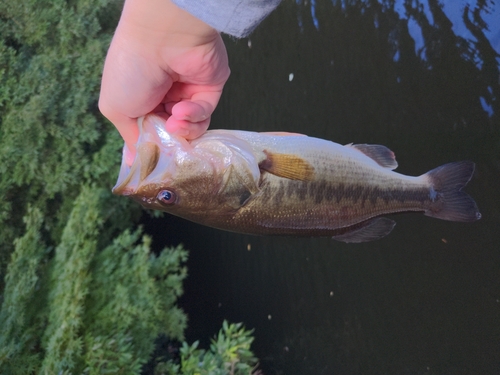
[145,1,500,374]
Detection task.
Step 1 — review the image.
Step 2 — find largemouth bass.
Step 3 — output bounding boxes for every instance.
[113,114,481,243]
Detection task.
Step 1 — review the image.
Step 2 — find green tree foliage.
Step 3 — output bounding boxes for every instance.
[0,0,190,373]
[0,185,189,375]
[0,0,127,277]
[156,321,259,375]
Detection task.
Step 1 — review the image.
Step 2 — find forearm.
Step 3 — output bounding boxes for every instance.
[117,0,219,50]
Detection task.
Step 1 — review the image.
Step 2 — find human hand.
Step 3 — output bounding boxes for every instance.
[99,0,230,165]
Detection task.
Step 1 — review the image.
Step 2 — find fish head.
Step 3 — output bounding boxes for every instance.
[112,114,261,219]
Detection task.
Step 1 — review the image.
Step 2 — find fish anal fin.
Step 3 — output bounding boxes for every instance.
[332,217,396,243]
[259,150,315,181]
[348,144,398,170]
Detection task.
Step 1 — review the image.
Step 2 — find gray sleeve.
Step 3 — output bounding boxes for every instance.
[172,0,281,38]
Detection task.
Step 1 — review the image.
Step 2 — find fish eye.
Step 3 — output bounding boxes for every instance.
[157,190,177,205]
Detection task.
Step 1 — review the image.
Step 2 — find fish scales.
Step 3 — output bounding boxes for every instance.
[234,168,432,235]
[112,114,481,243]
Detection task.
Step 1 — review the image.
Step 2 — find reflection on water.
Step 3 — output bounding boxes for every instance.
[144,1,499,373]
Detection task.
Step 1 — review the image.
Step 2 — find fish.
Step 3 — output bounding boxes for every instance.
[112,114,481,243]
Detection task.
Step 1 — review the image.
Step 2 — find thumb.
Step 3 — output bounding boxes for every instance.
[164,88,224,139]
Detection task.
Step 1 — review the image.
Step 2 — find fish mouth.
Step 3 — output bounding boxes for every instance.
[112,141,161,196]
[112,114,192,196]
[112,115,170,196]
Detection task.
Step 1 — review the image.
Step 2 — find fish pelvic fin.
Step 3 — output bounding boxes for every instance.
[259,150,315,181]
[347,144,398,170]
[424,161,481,222]
[332,217,396,243]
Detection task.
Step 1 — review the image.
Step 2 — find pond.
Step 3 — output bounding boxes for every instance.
[145,1,500,373]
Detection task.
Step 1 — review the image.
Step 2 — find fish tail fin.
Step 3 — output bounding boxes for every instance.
[424,161,481,222]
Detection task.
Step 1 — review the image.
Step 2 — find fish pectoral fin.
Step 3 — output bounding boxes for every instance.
[259,150,315,181]
[347,144,398,170]
[332,217,396,243]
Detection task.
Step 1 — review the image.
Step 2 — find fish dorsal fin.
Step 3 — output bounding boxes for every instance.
[259,150,315,181]
[332,217,396,243]
[347,144,398,170]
